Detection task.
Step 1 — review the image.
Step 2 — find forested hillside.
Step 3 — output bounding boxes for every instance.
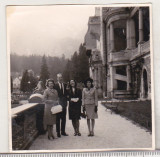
[10,43,89,82]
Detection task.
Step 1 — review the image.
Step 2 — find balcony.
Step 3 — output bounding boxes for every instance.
[113,90,137,99]
[109,50,129,64]
[130,41,150,60]
[109,41,150,64]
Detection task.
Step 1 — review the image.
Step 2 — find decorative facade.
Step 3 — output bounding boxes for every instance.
[85,7,151,100]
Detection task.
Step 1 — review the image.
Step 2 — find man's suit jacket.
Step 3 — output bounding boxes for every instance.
[54,82,68,108]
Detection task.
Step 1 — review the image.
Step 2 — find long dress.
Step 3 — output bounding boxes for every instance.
[68,88,82,120]
[43,88,59,130]
[82,87,98,119]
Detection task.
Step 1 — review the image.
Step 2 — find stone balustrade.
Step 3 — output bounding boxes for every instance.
[130,40,150,60]
[113,90,137,99]
[109,51,129,64]
[109,40,150,64]
[12,103,44,150]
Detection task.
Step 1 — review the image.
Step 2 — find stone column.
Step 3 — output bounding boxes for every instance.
[126,19,130,49]
[130,19,136,49]
[110,65,114,97]
[126,19,136,49]
[98,65,103,97]
[139,8,144,43]
[107,26,110,52]
[140,71,144,99]
[101,22,106,64]
[110,23,115,52]
[99,66,103,88]
[94,66,98,89]
[127,65,131,90]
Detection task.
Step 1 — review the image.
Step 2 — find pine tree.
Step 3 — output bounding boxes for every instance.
[63,44,89,83]
[11,77,13,93]
[20,69,29,92]
[63,59,71,82]
[71,51,79,81]
[78,43,89,82]
[40,55,50,85]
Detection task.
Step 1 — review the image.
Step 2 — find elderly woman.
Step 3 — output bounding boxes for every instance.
[43,79,59,140]
[33,81,44,94]
[68,80,82,136]
[82,78,98,137]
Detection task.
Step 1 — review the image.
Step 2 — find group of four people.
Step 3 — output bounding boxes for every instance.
[34,73,98,140]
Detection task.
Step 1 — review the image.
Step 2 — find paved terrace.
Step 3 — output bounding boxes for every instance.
[29,102,152,151]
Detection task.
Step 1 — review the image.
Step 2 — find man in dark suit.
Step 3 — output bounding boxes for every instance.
[54,73,69,137]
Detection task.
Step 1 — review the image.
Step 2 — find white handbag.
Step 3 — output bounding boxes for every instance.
[51,105,63,114]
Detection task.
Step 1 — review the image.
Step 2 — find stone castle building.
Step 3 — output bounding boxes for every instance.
[85,7,151,100]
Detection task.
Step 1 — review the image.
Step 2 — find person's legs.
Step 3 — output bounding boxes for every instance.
[47,125,52,139]
[72,119,77,134]
[47,125,50,136]
[76,119,81,136]
[91,119,95,136]
[56,113,61,137]
[50,125,55,139]
[61,108,68,135]
[87,119,91,136]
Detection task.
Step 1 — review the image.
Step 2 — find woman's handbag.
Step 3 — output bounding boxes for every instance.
[80,111,86,119]
[51,105,62,114]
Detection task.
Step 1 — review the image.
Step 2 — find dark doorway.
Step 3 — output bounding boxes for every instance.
[117,80,127,90]
[143,69,148,98]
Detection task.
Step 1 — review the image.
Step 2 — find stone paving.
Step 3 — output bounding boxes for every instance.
[29,102,152,151]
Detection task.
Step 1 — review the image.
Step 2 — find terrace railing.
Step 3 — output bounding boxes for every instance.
[12,103,43,150]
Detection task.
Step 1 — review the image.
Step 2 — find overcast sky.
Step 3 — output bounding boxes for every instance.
[7,5,95,58]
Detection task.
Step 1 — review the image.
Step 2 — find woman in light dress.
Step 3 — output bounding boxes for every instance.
[43,79,59,140]
[82,78,98,136]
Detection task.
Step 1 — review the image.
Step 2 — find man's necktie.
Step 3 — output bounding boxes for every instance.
[61,83,63,95]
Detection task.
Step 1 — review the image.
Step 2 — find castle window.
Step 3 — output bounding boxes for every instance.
[142,7,150,41]
[117,80,127,90]
[116,66,127,76]
[133,11,139,47]
[114,28,126,51]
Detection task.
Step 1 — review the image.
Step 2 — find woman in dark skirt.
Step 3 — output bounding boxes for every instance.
[68,80,82,136]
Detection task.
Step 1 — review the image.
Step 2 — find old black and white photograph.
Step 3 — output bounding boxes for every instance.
[7,5,154,151]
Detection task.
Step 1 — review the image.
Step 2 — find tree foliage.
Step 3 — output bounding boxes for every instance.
[40,55,50,85]
[20,70,30,92]
[20,69,38,92]
[10,53,68,81]
[63,43,89,83]
[11,44,89,85]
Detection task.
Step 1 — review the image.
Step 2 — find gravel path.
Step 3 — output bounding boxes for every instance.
[29,101,152,151]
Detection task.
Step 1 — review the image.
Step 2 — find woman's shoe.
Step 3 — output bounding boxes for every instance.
[74,132,77,136]
[77,132,81,136]
[88,132,91,137]
[48,136,51,140]
[91,131,94,136]
[51,135,55,139]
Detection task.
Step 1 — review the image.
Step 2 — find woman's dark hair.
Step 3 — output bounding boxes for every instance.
[69,79,77,89]
[84,78,94,88]
[45,79,55,87]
